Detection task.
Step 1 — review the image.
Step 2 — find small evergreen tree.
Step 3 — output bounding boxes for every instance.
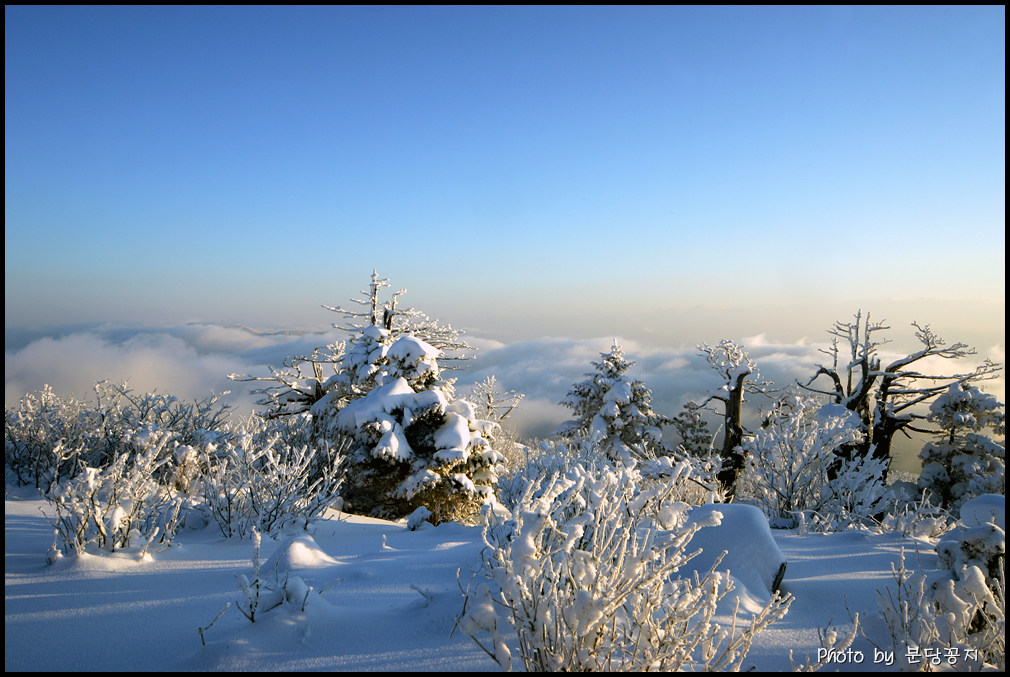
[330,332,504,523]
[557,343,669,462]
[231,272,504,524]
[671,401,714,459]
[918,383,1005,511]
[229,270,472,422]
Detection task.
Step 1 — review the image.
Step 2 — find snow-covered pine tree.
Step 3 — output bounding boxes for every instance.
[918,382,1005,511]
[328,332,504,523]
[557,343,669,462]
[671,401,714,459]
[229,270,473,422]
[232,272,504,523]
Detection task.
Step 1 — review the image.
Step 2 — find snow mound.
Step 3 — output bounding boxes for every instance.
[263,534,339,573]
[682,504,787,609]
[958,494,1004,529]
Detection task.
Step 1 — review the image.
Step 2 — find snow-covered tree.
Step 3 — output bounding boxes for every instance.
[671,401,715,459]
[800,311,1001,472]
[230,272,509,523]
[695,339,774,496]
[465,375,524,424]
[326,333,504,523]
[557,343,670,462]
[918,383,1005,511]
[230,270,473,422]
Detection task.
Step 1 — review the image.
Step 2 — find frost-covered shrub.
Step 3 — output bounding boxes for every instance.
[5,386,102,490]
[5,383,232,491]
[460,462,792,671]
[876,499,1005,671]
[929,496,1005,669]
[738,397,888,529]
[639,451,726,506]
[918,383,1005,512]
[196,422,346,538]
[876,553,1004,671]
[43,429,182,558]
[875,551,953,668]
[557,343,669,463]
[493,434,612,512]
[877,491,956,540]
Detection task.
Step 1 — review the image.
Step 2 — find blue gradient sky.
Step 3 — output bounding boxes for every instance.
[5,6,1005,346]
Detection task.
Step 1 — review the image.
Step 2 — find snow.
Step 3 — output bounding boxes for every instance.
[387,335,439,364]
[4,487,965,672]
[433,412,471,452]
[683,504,786,611]
[816,402,863,430]
[959,493,1005,529]
[335,377,446,431]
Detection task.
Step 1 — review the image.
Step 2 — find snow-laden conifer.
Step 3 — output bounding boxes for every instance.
[329,333,504,523]
[229,270,473,422]
[557,343,669,462]
[918,382,1005,512]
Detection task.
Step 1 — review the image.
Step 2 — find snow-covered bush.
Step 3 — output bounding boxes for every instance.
[877,491,956,540]
[196,423,346,538]
[875,549,1004,671]
[918,383,1005,512]
[43,428,182,558]
[460,461,792,671]
[875,499,1005,671]
[5,383,232,491]
[557,343,669,463]
[493,434,611,512]
[638,451,726,506]
[936,502,1004,582]
[5,385,97,490]
[738,397,890,529]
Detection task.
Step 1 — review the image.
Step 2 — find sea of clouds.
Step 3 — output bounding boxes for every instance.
[6,321,1003,473]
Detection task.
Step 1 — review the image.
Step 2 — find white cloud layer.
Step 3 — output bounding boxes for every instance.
[6,321,1003,474]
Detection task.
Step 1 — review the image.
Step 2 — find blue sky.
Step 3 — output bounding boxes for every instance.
[5,6,1005,346]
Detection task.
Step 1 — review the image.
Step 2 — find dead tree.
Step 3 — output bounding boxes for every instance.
[800,310,1001,472]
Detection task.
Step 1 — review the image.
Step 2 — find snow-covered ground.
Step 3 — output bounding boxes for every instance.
[5,485,957,673]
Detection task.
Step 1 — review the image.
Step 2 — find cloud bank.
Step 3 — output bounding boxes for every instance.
[7,322,1003,473]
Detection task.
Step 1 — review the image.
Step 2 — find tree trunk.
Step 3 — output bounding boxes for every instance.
[717,375,747,497]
